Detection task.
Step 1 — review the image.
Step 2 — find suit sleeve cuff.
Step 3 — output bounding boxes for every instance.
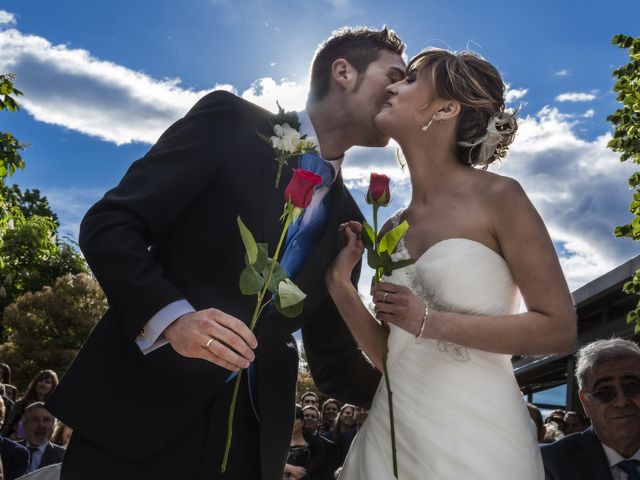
[135,300,195,354]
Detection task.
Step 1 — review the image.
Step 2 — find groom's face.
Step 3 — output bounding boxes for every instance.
[348,50,406,147]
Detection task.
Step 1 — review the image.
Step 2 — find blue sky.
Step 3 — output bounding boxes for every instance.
[1,0,640,296]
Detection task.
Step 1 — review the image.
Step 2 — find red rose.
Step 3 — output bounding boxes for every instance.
[366,173,391,206]
[284,169,322,208]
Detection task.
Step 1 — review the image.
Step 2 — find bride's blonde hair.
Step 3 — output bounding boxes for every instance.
[409,48,517,168]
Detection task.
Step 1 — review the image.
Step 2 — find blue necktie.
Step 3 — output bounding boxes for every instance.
[618,460,640,480]
[280,152,334,278]
[229,152,335,420]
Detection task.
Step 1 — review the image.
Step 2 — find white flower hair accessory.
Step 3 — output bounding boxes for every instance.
[457,109,518,166]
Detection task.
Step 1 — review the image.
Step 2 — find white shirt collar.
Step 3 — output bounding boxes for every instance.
[602,441,640,467]
[296,110,343,178]
[26,441,48,453]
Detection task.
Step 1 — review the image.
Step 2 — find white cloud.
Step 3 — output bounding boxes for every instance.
[0,28,305,145]
[0,10,15,26]
[555,69,570,77]
[505,86,528,103]
[556,92,597,102]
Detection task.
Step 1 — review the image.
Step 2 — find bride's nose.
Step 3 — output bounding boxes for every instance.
[386,83,398,96]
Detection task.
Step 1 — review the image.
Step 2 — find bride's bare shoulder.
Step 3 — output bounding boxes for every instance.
[473,169,526,203]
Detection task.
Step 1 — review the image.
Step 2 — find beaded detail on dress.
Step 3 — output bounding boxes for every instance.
[387,209,470,362]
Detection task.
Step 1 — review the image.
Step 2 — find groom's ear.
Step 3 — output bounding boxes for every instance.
[331,58,357,91]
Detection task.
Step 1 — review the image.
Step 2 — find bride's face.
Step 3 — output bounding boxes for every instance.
[375,68,437,140]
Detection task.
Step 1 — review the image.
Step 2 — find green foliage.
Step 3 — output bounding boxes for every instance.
[0,187,87,341]
[610,35,640,331]
[0,185,59,227]
[237,215,305,317]
[0,74,26,181]
[0,273,106,391]
[363,219,415,287]
[0,211,88,339]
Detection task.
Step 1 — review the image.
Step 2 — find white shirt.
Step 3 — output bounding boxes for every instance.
[136,109,343,354]
[602,442,640,480]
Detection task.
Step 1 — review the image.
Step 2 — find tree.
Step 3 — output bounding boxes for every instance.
[610,34,640,330]
[0,184,59,226]
[0,273,106,391]
[0,73,25,180]
[0,74,87,340]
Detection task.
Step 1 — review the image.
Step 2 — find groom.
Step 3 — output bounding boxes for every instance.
[46,26,406,479]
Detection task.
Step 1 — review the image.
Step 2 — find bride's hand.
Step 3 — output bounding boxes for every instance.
[372,281,429,336]
[326,221,364,291]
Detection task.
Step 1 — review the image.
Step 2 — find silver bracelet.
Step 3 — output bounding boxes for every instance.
[415,304,429,344]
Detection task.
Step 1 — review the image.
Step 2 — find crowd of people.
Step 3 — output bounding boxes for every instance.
[284,393,369,480]
[0,366,69,480]
[0,335,637,479]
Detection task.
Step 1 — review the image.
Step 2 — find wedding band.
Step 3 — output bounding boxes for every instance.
[382,292,389,303]
[205,337,214,349]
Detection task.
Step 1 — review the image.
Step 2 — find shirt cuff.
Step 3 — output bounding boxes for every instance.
[135,300,195,354]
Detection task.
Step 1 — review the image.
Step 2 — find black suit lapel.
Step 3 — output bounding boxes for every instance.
[575,428,614,480]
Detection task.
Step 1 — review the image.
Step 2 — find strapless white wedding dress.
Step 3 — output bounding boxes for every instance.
[339,213,544,480]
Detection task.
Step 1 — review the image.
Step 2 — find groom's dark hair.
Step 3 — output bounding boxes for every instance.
[308,26,405,102]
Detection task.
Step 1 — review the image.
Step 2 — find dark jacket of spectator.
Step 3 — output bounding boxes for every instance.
[541,427,614,480]
[18,440,65,471]
[0,435,29,480]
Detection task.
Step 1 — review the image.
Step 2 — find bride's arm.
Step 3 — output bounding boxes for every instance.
[374,178,577,355]
[326,221,387,371]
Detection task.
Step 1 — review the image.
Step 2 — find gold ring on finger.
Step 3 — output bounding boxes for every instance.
[205,337,214,349]
[382,292,389,303]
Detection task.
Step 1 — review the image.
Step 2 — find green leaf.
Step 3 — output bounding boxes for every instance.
[239,265,264,295]
[388,258,415,272]
[362,222,375,250]
[378,220,409,254]
[254,243,269,272]
[265,259,288,293]
[277,278,306,308]
[237,216,258,265]
[275,296,304,318]
[367,250,385,270]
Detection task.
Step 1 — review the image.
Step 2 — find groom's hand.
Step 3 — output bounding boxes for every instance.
[164,309,257,372]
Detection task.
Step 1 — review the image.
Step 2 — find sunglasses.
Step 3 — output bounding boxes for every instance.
[587,383,640,403]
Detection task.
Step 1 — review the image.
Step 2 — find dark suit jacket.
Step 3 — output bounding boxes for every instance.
[46,91,381,479]
[541,427,614,480]
[0,436,29,480]
[18,441,65,471]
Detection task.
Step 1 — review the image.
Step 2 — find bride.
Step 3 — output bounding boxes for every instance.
[326,48,577,480]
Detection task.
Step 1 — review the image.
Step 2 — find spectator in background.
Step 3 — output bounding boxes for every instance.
[326,404,356,468]
[284,405,324,480]
[542,338,640,479]
[1,370,58,440]
[545,410,566,434]
[338,406,369,464]
[0,397,29,480]
[18,402,65,473]
[302,406,321,436]
[563,411,588,435]
[302,405,339,480]
[0,364,17,403]
[526,403,546,444]
[320,400,340,436]
[50,422,73,448]
[0,384,14,420]
[300,392,320,409]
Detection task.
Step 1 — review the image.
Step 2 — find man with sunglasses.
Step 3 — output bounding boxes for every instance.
[542,338,640,480]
